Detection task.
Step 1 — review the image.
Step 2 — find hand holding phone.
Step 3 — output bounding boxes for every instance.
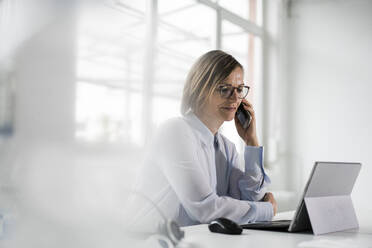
[235,101,259,146]
[235,103,251,129]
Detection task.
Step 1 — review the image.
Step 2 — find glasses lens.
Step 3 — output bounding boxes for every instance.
[236,87,244,95]
[219,86,232,98]
[239,86,249,98]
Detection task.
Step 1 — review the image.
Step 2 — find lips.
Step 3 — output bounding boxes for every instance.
[221,106,236,111]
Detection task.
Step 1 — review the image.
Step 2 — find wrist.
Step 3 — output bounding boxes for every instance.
[245,137,259,146]
[254,201,275,221]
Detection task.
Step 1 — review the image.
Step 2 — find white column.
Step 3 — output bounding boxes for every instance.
[13,1,77,144]
[142,0,158,144]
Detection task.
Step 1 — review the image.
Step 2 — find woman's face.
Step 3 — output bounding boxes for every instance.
[200,66,244,122]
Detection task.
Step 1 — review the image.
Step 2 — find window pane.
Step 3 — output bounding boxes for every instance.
[218,0,250,19]
[218,0,262,26]
[153,97,181,126]
[76,1,145,143]
[158,0,215,57]
[75,82,125,142]
[153,0,215,127]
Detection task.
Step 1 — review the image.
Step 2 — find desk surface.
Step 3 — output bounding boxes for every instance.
[179,210,372,248]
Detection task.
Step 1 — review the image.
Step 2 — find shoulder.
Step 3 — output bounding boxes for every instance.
[159,116,189,129]
[153,116,196,144]
[150,116,199,157]
[157,116,192,135]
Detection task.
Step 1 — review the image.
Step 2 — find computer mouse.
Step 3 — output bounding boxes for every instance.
[208,217,242,235]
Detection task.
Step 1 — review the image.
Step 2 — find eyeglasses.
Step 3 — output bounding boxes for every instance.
[216,84,250,99]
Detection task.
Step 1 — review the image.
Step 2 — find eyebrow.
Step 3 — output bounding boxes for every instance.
[220,83,245,86]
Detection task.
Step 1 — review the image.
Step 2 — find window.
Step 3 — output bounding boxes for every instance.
[75,0,264,151]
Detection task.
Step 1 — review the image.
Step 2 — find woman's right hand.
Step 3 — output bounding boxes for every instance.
[234,99,259,146]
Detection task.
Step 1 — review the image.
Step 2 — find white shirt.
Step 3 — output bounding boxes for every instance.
[131,112,273,227]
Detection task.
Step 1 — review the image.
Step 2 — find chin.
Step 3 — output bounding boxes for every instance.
[222,114,235,122]
[218,110,236,122]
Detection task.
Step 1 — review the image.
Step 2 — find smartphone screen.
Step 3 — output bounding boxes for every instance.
[236,103,251,129]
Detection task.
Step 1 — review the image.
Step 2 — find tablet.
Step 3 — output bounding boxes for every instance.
[241,161,361,234]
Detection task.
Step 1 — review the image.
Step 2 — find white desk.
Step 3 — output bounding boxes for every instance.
[178,210,372,248]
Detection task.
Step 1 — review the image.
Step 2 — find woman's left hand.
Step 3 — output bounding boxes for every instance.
[234,99,259,146]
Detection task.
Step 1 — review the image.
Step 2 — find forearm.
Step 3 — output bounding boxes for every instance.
[239,146,271,201]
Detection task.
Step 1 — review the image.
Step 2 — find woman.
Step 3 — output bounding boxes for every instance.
[132,50,277,227]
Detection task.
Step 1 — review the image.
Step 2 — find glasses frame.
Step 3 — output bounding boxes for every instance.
[216,84,250,99]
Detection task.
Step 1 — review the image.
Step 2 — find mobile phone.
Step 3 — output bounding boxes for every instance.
[235,103,251,129]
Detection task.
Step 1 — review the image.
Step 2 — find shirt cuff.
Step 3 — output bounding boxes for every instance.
[244,146,263,171]
[244,146,270,185]
[246,201,274,222]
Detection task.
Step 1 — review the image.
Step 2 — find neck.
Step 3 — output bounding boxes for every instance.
[194,110,223,135]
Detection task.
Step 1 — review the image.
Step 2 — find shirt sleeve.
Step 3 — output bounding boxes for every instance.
[155,120,272,225]
[227,145,273,222]
[244,201,274,223]
[239,146,271,201]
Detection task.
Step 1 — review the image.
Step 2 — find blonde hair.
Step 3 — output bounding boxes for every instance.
[181,50,243,115]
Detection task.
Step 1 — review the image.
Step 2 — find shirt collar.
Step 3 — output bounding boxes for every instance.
[184,112,218,146]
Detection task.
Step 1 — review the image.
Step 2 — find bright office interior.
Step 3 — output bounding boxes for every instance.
[0,0,371,246]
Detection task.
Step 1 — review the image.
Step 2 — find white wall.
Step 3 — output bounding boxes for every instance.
[286,0,372,212]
